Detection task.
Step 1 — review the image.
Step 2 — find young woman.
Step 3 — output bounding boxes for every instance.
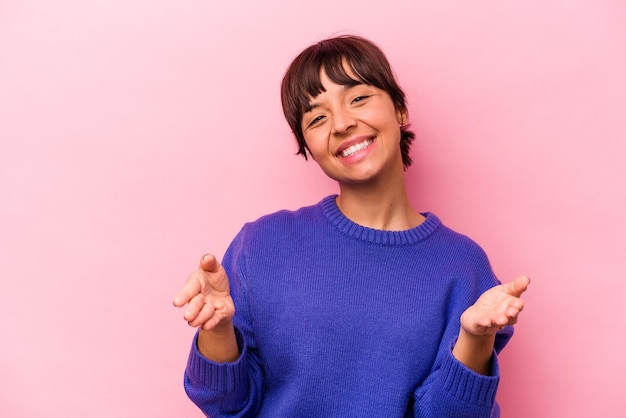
[173,35,529,417]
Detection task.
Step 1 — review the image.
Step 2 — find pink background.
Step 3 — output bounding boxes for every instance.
[1,1,625,417]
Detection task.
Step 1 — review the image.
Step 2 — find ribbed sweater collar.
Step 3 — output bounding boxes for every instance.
[320,195,441,246]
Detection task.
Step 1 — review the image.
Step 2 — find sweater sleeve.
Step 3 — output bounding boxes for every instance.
[183,227,265,417]
[412,327,513,418]
[413,236,514,418]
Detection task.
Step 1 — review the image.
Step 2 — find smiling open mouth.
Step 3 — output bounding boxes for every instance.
[340,139,374,158]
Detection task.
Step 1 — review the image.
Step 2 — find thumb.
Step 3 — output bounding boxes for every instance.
[200,253,221,273]
[503,275,531,297]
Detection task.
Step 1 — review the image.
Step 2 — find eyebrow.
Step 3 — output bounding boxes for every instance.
[303,84,362,113]
[303,103,319,113]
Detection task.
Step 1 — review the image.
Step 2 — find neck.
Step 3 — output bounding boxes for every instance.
[336,177,424,231]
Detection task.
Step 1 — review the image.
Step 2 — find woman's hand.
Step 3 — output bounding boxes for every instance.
[461,275,530,336]
[173,254,235,333]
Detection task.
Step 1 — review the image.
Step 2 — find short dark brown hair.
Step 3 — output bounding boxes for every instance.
[280,35,415,168]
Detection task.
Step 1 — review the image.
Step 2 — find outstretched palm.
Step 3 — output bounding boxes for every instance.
[460,275,530,336]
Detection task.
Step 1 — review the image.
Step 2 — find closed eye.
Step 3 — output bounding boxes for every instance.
[307,114,325,128]
[352,95,370,104]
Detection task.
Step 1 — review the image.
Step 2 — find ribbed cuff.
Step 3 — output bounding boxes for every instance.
[440,342,500,408]
[185,328,249,395]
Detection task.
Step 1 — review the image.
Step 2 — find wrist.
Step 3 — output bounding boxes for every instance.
[197,322,239,363]
[459,327,496,345]
[206,318,235,336]
[452,329,496,375]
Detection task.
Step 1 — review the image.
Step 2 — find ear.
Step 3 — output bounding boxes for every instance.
[396,107,408,126]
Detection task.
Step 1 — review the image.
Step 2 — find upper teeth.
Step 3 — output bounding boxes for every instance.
[341,139,373,158]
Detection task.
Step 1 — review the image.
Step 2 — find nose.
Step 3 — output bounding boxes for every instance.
[331,107,356,136]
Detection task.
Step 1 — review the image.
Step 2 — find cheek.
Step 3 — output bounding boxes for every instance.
[302,134,321,160]
[365,105,397,127]
[304,128,330,150]
[371,114,401,139]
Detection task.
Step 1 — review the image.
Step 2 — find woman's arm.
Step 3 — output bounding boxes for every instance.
[174,253,239,362]
[413,276,530,417]
[452,275,530,374]
[175,233,264,417]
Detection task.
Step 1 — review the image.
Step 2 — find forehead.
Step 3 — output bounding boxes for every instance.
[301,59,368,105]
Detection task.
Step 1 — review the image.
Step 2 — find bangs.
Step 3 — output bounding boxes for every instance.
[295,54,368,113]
[282,35,401,122]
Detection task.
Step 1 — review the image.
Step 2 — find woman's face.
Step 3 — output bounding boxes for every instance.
[301,68,406,186]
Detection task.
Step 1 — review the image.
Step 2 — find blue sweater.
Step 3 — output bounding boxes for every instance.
[184,195,512,417]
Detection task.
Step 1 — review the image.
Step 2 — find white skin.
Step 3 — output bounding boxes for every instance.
[173,67,530,373]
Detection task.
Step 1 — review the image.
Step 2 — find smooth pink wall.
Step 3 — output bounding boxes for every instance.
[1,1,625,417]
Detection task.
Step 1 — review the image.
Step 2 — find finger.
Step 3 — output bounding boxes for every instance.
[189,298,217,328]
[201,305,226,331]
[172,274,203,307]
[200,253,222,273]
[505,305,521,320]
[503,275,531,297]
[494,313,513,327]
[476,316,493,329]
[183,294,205,322]
[509,297,524,313]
